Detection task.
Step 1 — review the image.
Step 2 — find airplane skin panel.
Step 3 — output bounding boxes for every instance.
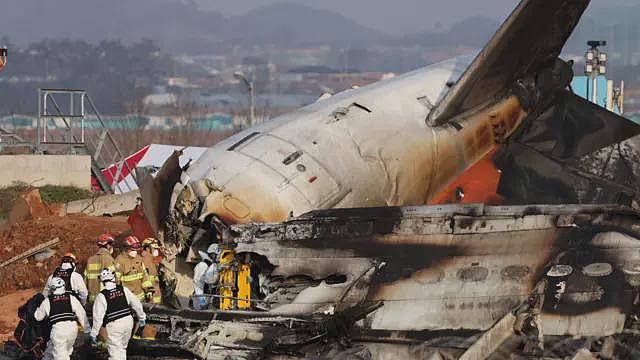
[229,205,639,334]
[165,56,494,225]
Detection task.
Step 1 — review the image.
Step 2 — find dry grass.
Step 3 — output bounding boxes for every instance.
[0,183,93,218]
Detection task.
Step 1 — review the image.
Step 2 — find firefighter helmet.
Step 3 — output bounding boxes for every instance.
[142,237,159,249]
[219,249,235,266]
[124,235,141,249]
[62,252,77,263]
[97,233,115,247]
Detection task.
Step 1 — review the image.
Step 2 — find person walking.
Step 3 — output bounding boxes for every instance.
[90,268,146,360]
[115,236,153,301]
[43,253,88,305]
[35,277,89,360]
[85,234,118,304]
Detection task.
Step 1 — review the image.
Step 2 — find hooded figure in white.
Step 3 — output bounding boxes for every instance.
[34,277,89,360]
[91,268,146,360]
[43,256,89,305]
[193,243,221,309]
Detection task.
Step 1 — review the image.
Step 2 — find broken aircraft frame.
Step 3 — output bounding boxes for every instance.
[141,203,640,358]
[133,0,640,358]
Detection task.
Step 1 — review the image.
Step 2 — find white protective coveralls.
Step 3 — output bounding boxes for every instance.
[43,270,89,305]
[193,250,220,309]
[91,284,146,360]
[34,290,89,360]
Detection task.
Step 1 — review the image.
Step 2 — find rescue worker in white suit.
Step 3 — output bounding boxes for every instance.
[192,243,220,310]
[42,252,89,305]
[34,277,89,360]
[90,268,146,360]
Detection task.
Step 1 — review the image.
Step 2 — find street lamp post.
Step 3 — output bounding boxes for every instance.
[584,40,607,105]
[233,71,255,128]
[0,47,7,72]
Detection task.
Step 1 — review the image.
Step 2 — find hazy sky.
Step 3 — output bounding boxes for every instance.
[194,0,637,35]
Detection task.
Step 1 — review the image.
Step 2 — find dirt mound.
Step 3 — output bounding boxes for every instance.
[0,184,92,221]
[0,214,130,296]
[8,188,64,225]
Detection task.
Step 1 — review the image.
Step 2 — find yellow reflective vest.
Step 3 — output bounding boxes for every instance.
[141,250,161,304]
[84,248,116,303]
[115,253,152,301]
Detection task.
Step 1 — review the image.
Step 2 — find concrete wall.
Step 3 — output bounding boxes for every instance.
[0,155,91,189]
[65,189,139,216]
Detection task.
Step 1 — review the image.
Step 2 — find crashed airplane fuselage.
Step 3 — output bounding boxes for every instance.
[139,0,640,356]
[145,0,610,233]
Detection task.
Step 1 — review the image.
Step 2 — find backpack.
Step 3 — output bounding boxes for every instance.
[13,293,50,359]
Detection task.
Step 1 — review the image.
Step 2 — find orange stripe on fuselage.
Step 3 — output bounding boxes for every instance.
[429,148,503,205]
[429,95,528,205]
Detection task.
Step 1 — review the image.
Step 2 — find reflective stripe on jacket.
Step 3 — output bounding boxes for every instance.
[85,248,116,303]
[115,253,150,300]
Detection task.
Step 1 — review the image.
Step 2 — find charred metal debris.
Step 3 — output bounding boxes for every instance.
[141,203,640,358]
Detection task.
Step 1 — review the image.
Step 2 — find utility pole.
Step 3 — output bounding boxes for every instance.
[234,71,255,128]
[584,41,607,105]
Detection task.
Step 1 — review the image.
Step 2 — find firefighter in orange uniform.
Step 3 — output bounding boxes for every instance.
[84,233,117,304]
[140,238,162,304]
[115,236,152,301]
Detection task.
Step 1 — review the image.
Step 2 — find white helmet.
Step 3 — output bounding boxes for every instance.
[48,277,66,294]
[207,243,220,255]
[100,268,116,283]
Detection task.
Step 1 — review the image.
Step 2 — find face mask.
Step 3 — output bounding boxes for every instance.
[129,250,138,257]
[103,281,116,290]
[52,287,66,295]
[60,262,74,270]
[152,249,159,257]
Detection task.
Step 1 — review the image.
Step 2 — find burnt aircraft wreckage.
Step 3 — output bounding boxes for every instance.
[137,0,640,358]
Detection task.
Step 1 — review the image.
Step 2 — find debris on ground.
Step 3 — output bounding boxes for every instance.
[0,238,60,269]
[0,214,130,296]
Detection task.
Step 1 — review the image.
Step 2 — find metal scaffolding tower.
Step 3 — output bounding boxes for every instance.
[36,88,137,194]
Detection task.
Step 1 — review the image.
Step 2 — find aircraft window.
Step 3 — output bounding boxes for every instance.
[457,265,489,282]
[501,265,530,281]
[227,131,260,151]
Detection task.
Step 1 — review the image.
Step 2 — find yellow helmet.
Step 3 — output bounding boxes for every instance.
[219,249,235,266]
[142,238,160,249]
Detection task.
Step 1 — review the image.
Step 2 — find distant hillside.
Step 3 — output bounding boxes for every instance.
[2,0,386,53]
[230,3,388,47]
[3,0,224,48]
[402,16,500,48]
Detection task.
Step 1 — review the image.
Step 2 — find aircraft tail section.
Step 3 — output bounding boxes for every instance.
[427,0,590,126]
